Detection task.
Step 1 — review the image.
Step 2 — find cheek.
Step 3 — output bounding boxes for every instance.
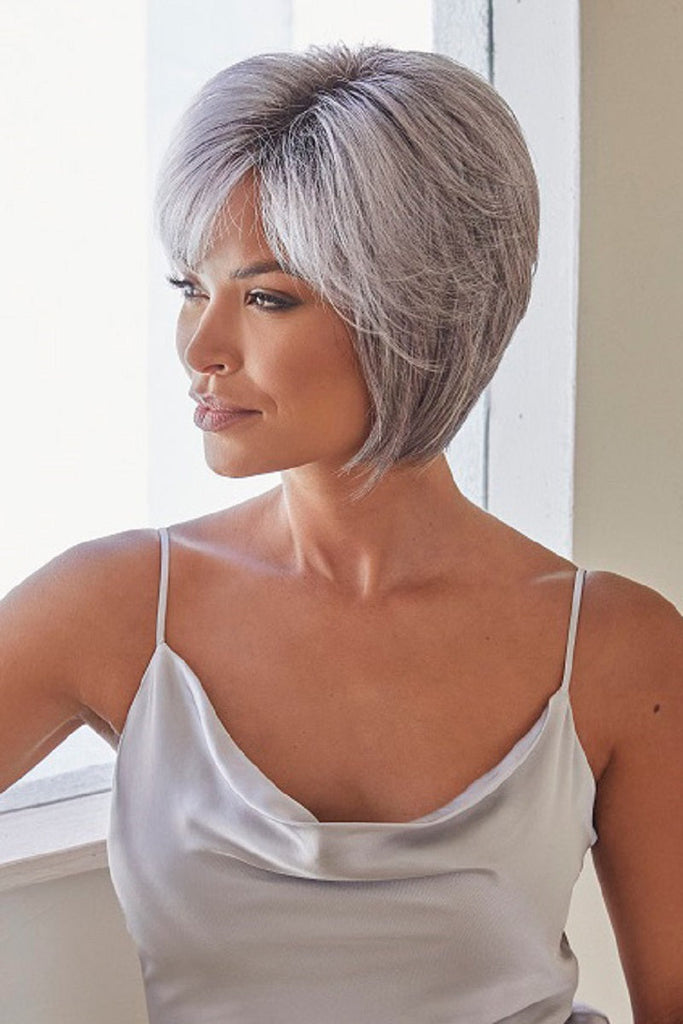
[268,340,370,434]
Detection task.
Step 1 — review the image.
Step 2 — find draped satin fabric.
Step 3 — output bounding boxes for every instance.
[107,526,610,1024]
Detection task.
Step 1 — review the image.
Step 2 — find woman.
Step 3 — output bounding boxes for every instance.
[2,42,681,1024]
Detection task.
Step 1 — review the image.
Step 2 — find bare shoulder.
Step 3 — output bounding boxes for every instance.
[0,527,163,789]
[60,526,163,638]
[581,568,682,743]
[2,526,162,685]
[167,490,279,557]
[50,527,165,725]
[70,507,275,739]
[579,570,683,1019]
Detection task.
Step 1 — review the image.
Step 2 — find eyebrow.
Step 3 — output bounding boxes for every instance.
[182,260,302,281]
[230,259,292,280]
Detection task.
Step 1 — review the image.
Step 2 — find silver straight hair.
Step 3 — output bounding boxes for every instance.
[154,42,540,501]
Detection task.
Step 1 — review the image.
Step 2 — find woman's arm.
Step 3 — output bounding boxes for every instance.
[0,529,161,791]
[0,545,96,794]
[590,575,683,1024]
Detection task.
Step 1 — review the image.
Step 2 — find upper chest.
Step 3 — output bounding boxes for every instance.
[95,534,610,824]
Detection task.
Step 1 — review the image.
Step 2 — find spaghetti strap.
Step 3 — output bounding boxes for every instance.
[156,526,170,647]
[559,567,587,694]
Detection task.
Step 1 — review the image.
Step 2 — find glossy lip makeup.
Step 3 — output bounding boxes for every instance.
[193,406,261,432]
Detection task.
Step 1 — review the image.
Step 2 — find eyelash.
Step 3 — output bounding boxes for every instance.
[165,276,293,311]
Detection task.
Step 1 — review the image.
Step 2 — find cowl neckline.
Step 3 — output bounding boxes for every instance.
[119,640,572,830]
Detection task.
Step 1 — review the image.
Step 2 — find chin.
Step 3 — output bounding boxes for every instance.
[204,456,262,479]
[201,445,282,479]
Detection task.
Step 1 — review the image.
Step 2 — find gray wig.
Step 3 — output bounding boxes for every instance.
[154,42,540,499]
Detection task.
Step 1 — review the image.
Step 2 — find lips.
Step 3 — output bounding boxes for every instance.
[193,405,260,432]
[189,390,257,413]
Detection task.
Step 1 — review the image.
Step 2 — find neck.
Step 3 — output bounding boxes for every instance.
[268,454,481,601]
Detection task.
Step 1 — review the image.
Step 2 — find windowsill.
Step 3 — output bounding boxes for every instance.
[0,765,113,893]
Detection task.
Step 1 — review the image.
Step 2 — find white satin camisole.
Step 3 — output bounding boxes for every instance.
[107,526,610,1024]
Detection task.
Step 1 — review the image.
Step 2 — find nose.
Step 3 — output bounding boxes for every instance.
[184,353,229,376]
[177,303,240,377]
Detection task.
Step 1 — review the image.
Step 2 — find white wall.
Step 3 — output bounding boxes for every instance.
[0,2,148,584]
[0,0,148,786]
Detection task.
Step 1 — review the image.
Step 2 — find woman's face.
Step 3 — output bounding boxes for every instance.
[171,174,372,481]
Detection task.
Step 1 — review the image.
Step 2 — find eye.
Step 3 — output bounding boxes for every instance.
[246,290,295,311]
[166,276,204,301]
[165,277,294,311]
